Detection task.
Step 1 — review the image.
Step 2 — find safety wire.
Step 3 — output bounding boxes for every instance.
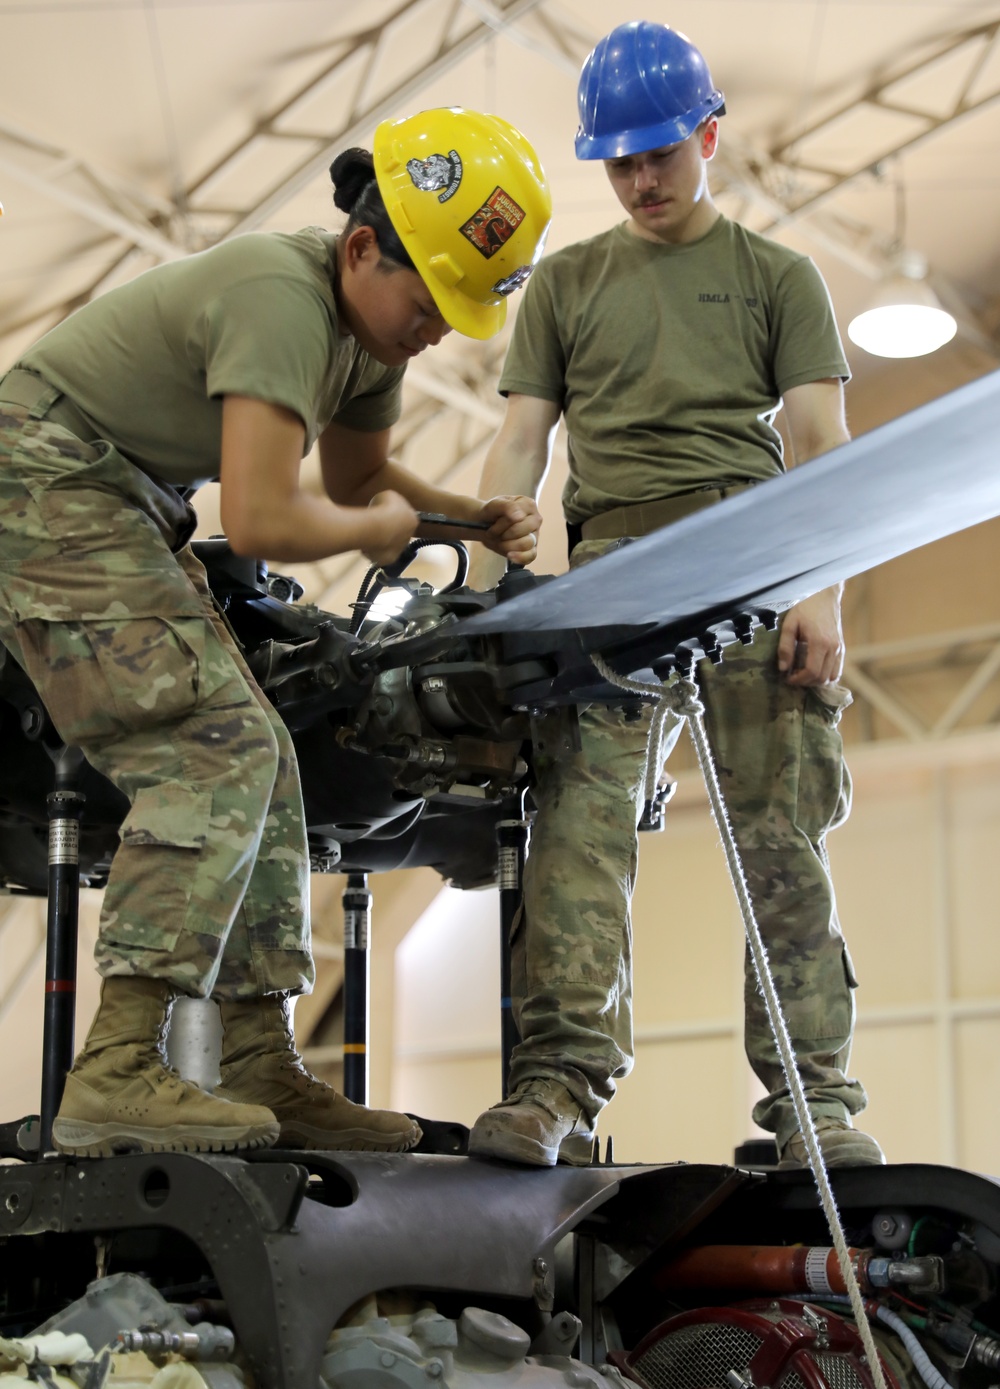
[589,653,889,1389]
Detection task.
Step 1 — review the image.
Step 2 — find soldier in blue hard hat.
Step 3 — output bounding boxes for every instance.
[467,21,884,1170]
[574,19,725,159]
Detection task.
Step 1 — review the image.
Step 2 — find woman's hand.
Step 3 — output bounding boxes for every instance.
[363,490,419,566]
[479,494,542,565]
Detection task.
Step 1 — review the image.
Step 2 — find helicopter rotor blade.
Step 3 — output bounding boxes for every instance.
[457,368,1000,639]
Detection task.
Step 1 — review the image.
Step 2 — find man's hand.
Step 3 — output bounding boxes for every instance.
[776,587,845,686]
[363,490,419,566]
[478,494,542,566]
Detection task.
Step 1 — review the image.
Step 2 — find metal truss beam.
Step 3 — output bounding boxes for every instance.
[844,621,1000,743]
[405,363,504,428]
[0,117,184,262]
[205,0,545,237]
[706,19,1000,350]
[24,0,549,340]
[763,18,1000,234]
[714,142,899,281]
[1,1,549,266]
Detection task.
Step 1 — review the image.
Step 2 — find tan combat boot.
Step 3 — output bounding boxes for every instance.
[216,995,422,1152]
[778,1117,885,1169]
[52,977,279,1158]
[468,1077,596,1167]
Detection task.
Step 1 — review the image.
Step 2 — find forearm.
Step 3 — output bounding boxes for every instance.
[468,397,555,588]
[225,487,400,564]
[478,437,548,507]
[336,459,485,536]
[470,447,545,588]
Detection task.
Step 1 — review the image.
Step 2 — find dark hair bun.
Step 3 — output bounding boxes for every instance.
[330,148,376,214]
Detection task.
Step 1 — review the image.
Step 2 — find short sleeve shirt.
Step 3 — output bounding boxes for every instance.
[498,216,849,524]
[19,228,405,487]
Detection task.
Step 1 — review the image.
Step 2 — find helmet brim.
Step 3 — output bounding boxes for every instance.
[575,94,725,161]
[427,283,506,341]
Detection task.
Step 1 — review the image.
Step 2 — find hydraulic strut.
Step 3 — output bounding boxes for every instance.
[497,789,529,1097]
[342,873,371,1105]
[39,746,86,1157]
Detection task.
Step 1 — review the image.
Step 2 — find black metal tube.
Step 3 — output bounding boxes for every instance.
[497,792,529,1098]
[342,873,371,1105]
[39,784,85,1156]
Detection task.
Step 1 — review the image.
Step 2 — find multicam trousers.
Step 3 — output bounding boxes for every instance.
[0,397,313,1001]
[509,538,867,1149]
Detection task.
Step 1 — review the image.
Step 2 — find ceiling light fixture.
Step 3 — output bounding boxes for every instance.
[847,162,957,360]
[847,256,957,359]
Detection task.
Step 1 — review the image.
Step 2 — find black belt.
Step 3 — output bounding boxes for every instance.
[0,367,101,442]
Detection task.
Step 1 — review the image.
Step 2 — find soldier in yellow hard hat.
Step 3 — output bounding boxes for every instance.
[0,107,548,1159]
[374,107,550,339]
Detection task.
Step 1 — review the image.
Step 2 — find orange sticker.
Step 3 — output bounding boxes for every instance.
[459,186,525,259]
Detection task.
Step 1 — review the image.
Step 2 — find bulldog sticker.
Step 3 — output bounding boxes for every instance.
[406,150,463,203]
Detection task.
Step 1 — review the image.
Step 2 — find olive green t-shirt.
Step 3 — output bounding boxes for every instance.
[498,216,849,524]
[19,228,405,488]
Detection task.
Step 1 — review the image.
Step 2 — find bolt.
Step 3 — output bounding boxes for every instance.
[20,706,43,738]
[534,1258,548,1276]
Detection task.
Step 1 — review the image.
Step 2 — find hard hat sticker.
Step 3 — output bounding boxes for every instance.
[459,187,526,259]
[492,265,534,296]
[406,151,463,203]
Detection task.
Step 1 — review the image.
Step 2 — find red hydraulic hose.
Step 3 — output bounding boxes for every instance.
[654,1245,876,1296]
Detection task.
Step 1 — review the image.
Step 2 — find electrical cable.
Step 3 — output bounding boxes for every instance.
[789,1293,950,1389]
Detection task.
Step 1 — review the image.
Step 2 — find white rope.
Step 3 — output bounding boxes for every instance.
[591,653,888,1389]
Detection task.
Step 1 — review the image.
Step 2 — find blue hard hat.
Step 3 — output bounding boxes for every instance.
[575,21,725,161]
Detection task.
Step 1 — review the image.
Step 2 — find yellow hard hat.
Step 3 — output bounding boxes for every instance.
[373,107,551,340]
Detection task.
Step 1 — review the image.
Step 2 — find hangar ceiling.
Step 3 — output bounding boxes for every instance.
[2,0,1000,745]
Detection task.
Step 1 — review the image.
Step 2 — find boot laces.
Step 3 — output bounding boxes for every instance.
[140,1060,187,1096]
[278,1050,332,1096]
[505,1078,573,1122]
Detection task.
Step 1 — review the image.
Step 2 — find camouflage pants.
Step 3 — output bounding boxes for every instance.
[0,401,313,1001]
[510,538,867,1148]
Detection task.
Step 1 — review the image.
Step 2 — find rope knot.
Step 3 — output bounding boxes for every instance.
[659,675,704,720]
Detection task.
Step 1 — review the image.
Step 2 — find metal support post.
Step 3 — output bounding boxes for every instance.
[497,790,529,1098]
[39,746,86,1156]
[342,873,370,1105]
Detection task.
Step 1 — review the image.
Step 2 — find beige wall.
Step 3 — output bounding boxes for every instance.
[0,890,102,1122]
[392,731,1000,1173]
[2,720,999,1175]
